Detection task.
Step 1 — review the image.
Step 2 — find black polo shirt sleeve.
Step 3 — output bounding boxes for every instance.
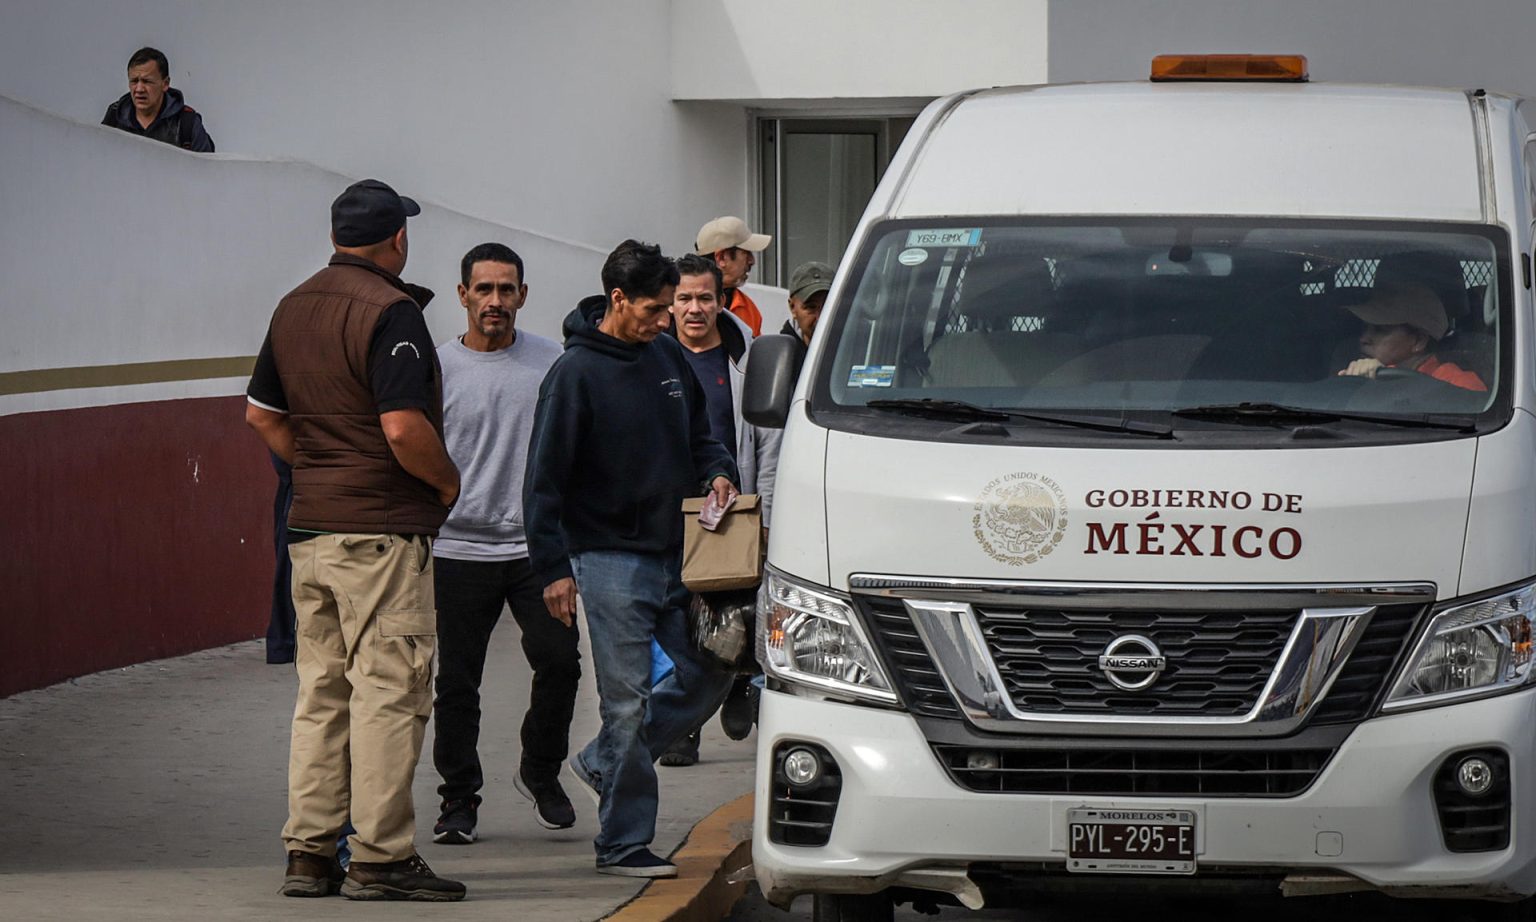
[368,299,437,414]
[245,328,288,413]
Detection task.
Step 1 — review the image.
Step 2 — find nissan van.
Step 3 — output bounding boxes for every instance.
[743,56,1536,920]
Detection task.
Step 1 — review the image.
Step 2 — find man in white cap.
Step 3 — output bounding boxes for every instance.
[1337,281,1486,391]
[695,216,771,336]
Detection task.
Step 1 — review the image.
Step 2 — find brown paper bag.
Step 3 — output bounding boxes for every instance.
[680,494,763,591]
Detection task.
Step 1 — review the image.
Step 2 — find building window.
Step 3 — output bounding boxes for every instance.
[757,117,914,286]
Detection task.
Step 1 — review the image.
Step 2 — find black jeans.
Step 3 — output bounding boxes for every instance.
[432,556,582,801]
[265,453,297,665]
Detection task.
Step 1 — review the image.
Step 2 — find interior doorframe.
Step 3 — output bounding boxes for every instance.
[754,113,916,286]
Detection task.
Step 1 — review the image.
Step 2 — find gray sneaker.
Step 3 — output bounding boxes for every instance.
[566,752,601,807]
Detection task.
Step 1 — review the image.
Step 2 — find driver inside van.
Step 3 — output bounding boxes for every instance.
[1336,281,1487,391]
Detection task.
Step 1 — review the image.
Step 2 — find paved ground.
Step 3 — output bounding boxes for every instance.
[0,627,755,921]
[728,884,1497,921]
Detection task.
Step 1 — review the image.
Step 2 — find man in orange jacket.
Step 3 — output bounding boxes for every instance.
[695,216,771,336]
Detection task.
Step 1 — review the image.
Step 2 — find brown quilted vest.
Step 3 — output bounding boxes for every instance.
[270,254,447,535]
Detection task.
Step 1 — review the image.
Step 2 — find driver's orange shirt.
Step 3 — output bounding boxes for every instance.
[1414,355,1487,392]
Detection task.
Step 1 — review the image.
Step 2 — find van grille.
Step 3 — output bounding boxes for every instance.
[932,744,1333,797]
[860,596,962,718]
[975,606,1296,716]
[1305,603,1422,723]
[856,594,1423,725]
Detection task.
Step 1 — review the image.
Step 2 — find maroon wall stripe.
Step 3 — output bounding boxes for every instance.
[1,396,274,696]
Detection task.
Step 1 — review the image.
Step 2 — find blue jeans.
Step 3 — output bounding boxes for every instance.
[571,549,733,865]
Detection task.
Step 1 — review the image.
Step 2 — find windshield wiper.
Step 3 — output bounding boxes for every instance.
[865,398,1008,421]
[865,398,1173,438]
[1172,402,1477,432]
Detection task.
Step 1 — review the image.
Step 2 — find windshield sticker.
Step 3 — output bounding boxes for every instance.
[905,228,982,248]
[847,365,896,388]
[898,247,930,267]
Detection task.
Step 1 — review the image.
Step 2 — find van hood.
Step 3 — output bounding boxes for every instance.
[823,432,1476,595]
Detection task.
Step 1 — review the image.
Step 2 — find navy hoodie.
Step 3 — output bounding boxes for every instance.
[101,87,215,152]
[523,295,739,585]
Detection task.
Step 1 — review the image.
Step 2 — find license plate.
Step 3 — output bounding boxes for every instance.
[1067,808,1196,874]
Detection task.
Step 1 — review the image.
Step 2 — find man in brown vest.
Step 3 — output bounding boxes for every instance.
[245,179,466,902]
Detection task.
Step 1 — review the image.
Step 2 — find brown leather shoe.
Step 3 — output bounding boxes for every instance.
[341,853,467,902]
[279,850,344,897]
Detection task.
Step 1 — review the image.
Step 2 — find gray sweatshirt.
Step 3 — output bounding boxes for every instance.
[433,331,562,561]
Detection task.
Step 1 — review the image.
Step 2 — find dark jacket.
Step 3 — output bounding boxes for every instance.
[779,318,810,358]
[101,87,215,152]
[269,254,447,535]
[523,295,739,585]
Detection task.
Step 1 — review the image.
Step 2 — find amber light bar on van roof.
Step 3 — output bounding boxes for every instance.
[1150,54,1309,82]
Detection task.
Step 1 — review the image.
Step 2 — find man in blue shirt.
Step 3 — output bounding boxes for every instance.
[658,254,781,765]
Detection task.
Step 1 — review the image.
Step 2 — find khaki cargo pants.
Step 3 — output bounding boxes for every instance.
[281,533,436,864]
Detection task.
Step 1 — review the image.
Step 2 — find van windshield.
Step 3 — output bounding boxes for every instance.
[815,219,1508,438]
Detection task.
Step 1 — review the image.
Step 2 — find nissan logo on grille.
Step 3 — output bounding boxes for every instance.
[1097,634,1167,691]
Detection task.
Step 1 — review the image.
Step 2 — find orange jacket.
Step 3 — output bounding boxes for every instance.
[1416,355,1486,392]
[727,288,762,337]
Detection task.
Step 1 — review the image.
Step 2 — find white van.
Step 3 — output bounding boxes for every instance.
[742,56,1536,920]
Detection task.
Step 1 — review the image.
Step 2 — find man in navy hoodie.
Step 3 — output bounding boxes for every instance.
[523,239,738,878]
[101,47,215,152]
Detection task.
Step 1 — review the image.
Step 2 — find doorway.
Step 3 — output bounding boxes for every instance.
[757,117,914,286]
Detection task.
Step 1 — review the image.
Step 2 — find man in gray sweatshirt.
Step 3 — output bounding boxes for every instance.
[430,243,578,844]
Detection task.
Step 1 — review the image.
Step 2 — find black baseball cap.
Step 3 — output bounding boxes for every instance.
[331,179,420,246]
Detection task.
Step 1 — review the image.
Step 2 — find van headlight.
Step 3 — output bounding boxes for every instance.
[1383,583,1536,711]
[758,568,897,704]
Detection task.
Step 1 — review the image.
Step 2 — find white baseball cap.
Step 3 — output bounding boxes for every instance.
[695,216,771,255]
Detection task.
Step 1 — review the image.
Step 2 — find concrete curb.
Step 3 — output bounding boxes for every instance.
[603,793,755,922]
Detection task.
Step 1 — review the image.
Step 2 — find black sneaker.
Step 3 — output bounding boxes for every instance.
[341,853,467,902]
[279,850,345,897]
[658,728,701,767]
[720,677,758,741]
[596,847,678,878]
[432,797,479,845]
[514,766,576,829]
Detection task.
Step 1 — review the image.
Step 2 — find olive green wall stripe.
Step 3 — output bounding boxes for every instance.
[0,356,257,396]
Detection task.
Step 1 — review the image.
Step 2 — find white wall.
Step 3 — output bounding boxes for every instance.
[671,0,1049,101]
[0,0,752,258]
[0,95,606,416]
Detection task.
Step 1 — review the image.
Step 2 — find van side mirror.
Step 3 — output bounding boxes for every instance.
[743,334,804,429]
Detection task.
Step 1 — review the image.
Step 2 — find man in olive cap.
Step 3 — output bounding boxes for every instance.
[780,261,833,348]
[695,216,771,336]
[246,179,467,901]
